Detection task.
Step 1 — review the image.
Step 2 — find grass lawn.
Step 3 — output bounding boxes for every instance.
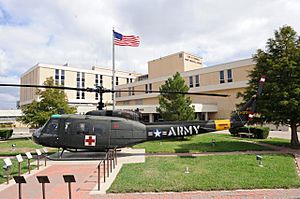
[233,136,300,149]
[0,138,55,156]
[133,133,272,153]
[0,159,36,184]
[108,154,300,193]
[258,138,300,149]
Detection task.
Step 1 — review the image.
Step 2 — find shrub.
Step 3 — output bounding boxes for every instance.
[0,129,13,140]
[229,126,270,139]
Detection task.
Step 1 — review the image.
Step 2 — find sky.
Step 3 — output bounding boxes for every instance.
[0,0,300,109]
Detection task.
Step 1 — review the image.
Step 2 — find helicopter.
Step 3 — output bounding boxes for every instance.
[0,76,265,155]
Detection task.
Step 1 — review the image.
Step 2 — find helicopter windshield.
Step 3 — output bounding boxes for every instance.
[43,118,59,134]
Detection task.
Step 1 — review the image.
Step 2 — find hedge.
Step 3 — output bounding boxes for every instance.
[0,129,13,140]
[229,126,270,139]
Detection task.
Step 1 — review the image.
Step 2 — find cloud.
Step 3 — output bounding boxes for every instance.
[1,0,300,108]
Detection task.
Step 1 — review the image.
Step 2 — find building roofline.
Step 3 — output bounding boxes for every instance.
[148,51,203,63]
[21,63,141,78]
[117,57,255,88]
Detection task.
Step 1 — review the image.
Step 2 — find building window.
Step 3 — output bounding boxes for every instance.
[61,70,65,86]
[116,91,121,98]
[76,72,85,99]
[227,69,233,82]
[116,77,119,86]
[195,75,200,87]
[132,87,135,95]
[145,84,148,93]
[55,69,59,85]
[76,72,80,99]
[128,87,132,96]
[81,72,85,98]
[220,71,225,84]
[149,83,152,93]
[95,74,99,100]
[130,78,133,83]
[127,78,129,84]
[100,75,103,86]
[189,76,193,88]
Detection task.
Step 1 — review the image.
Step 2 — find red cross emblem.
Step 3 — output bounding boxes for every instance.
[84,135,96,146]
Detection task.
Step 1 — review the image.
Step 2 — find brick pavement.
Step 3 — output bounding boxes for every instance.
[0,164,99,199]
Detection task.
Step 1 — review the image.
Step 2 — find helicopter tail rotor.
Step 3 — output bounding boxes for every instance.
[231,76,266,126]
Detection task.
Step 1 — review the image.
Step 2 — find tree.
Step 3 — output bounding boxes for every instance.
[240,25,300,146]
[157,72,195,121]
[19,77,77,128]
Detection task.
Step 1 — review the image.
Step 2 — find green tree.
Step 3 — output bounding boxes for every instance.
[19,77,77,128]
[240,25,300,146]
[157,72,195,121]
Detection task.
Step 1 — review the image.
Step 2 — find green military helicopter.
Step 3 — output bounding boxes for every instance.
[0,77,265,155]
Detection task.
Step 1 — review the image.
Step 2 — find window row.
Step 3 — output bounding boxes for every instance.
[54,69,65,86]
[189,75,200,88]
[220,69,232,84]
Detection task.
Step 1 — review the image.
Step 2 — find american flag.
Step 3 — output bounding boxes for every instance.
[113,31,140,47]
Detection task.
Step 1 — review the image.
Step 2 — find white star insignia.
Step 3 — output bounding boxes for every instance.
[153,129,161,137]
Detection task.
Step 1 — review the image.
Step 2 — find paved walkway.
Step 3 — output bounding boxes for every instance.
[0,164,99,199]
[93,189,300,199]
[1,140,300,198]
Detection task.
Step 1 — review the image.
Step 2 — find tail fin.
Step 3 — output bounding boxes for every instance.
[231,76,265,126]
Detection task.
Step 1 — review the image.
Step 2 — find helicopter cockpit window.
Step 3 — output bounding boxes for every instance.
[44,119,59,134]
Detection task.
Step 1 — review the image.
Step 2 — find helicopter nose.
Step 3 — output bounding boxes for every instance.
[32,128,42,144]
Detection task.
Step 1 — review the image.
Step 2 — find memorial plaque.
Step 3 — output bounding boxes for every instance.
[16,154,23,163]
[13,176,27,184]
[36,149,42,156]
[4,158,12,166]
[43,148,48,153]
[37,176,50,183]
[25,152,33,159]
[63,175,76,183]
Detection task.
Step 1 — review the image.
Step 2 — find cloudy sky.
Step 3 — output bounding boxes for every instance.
[0,0,300,109]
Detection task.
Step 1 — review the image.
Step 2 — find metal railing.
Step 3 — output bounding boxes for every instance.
[97,147,118,191]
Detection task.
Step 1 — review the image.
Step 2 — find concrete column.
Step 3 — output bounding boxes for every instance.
[205,112,209,121]
[149,113,154,123]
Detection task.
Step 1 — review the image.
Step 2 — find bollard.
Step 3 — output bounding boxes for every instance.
[110,152,113,173]
[114,148,117,166]
[103,159,106,182]
[106,153,109,177]
[97,163,101,191]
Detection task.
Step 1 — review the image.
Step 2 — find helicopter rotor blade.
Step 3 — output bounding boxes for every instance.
[0,83,88,92]
[111,89,229,97]
[0,84,229,97]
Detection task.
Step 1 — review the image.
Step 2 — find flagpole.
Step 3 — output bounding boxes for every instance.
[112,27,116,110]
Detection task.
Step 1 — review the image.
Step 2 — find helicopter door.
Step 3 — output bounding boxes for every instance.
[64,120,93,149]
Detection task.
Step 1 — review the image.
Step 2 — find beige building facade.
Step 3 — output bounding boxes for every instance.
[20,64,140,113]
[116,52,255,122]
